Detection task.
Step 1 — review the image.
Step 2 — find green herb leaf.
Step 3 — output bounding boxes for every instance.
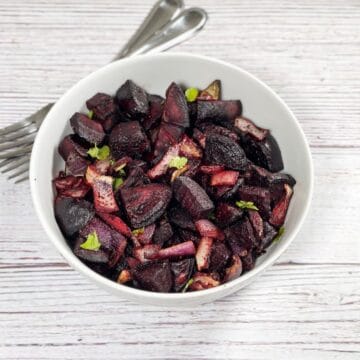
[87,145,110,160]
[273,226,285,243]
[87,110,94,119]
[168,156,188,170]
[80,231,101,251]
[132,227,145,236]
[235,200,259,211]
[185,87,199,102]
[182,278,194,293]
[113,177,124,190]
[109,159,115,166]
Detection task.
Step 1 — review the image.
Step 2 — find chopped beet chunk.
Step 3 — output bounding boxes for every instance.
[70,112,105,144]
[205,134,247,171]
[109,121,150,159]
[120,184,172,228]
[116,80,149,119]
[173,176,214,220]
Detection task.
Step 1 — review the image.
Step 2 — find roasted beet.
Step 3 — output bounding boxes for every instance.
[200,123,239,142]
[153,219,173,247]
[259,221,278,250]
[241,251,256,271]
[241,134,284,172]
[238,185,271,219]
[218,177,244,201]
[195,219,225,240]
[58,134,88,161]
[70,112,105,144]
[171,258,195,292]
[196,237,213,271]
[116,80,149,119]
[142,94,164,131]
[120,184,172,228]
[66,151,89,176]
[132,260,172,292]
[122,167,150,189]
[210,170,239,187]
[153,123,184,157]
[163,82,190,128]
[269,183,293,227]
[97,212,132,238]
[209,241,231,272]
[80,217,115,250]
[177,229,200,245]
[168,206,196,231]
[86,92,120,130]
[224,255,242,282]
[196,100,242,126]
[234,117,269,141]
[247,210,264,242]
[179,135,202,159]
[134,244,161,263]
[225,218,257,254]
[59,183,90,199]
[193,128,206,148]
[86,166,119,213]
[109,121,150,159]
[199,165,224,174]
[135,224,156,245]
[53,175,83,192]
[173,176,214,220]
[205,134,247,171]
[215,202,243,228]
[246,164,296,188]
[55,197,94,237]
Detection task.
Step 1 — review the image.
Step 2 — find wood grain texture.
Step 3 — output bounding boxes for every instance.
[0,1,359,359]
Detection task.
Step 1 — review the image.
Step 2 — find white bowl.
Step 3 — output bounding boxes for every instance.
[30,53,313,306]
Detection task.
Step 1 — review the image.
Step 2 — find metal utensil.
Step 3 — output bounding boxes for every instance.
[0,3,207,183]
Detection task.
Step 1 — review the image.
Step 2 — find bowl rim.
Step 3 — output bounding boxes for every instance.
[30,52,314,301]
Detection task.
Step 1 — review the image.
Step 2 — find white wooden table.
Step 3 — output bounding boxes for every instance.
[0,1,359,359]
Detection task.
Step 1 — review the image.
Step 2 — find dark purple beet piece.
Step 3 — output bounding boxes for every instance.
[132,260,172,292]
[238,185,271,219]
[120,183,172,228]
[109,121,150,159]
[259,221,278,250]
[199,123,239,142]
[55,197,94,237]
[209,241,231,272]
[241,251,256,271]
[116,80,149,119]
[234,116,269,141]
[192,128,206,148]
[196,100,242,127]
[86,92,120,131]
[73,237,109,264]
[173,176,214,220]
[153,219,173,247]
[224,218,256,254]
[205,133,247,171]
[269,183,293,227]
[66,151,89,176]
[171,258,195,292]
[58,134,88,161]
[217,177,245,201]
[70,112,105,144]
[79,217,114,250]
[142,94,164,131]
[163,82,190,128]
[188,102,197,123]
[247,210,264,242]
[153,123,184,157]
[215,202,243,228]
[177,229,200,246]
[121,167,150,189]
[246,164,296,187]
[241,134,284,172]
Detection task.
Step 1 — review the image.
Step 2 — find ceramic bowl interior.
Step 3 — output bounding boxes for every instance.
[30,53,313,306]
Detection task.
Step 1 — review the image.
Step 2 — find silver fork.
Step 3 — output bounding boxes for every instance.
[0,1,207,184]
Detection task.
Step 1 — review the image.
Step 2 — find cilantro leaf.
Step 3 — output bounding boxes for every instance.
[235,200,259,211]
[169,156,188,170]
[185,87,199,102]
[182,278,194,293]
[113,177,124,190]
[273,226,285,243]
[87,110,94,119]
[80,231,101,251]
[87,145,110,160]
[132,227,145,236]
